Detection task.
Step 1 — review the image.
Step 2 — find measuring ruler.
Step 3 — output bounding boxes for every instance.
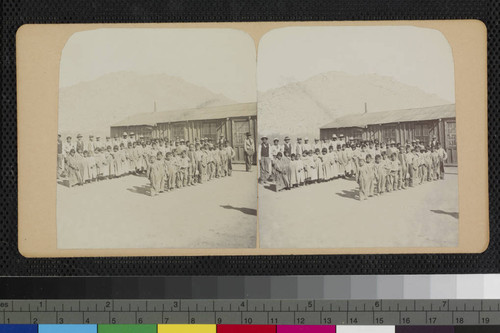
[0,299,499,326]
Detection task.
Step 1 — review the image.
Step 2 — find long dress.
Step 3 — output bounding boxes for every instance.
[308,156,317,181]
[77,153,88,182]
[282,156,292,186]
[164,159,177,190]
[357,164,373,200]
[147,159,165,196]
[315,154,324,180]
[87,156,97,180]
[273,158,289,191]
[289,160,298,186]
[322,154,331,180]
[65,154,82,187]
[106,152,115,177]
[296,159,305,184]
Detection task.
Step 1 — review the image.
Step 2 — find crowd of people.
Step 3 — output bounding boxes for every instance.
[258,134,449,200]
[57,131,253,196]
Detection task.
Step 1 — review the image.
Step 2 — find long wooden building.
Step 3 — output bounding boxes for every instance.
[111,102,257,164]
[320,104,457,165]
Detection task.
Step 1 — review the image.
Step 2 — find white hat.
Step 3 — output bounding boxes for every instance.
[304,137,309,140]
[332,134,337,138]
[123,132,128,136]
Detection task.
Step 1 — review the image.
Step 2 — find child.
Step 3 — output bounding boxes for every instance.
[296,153,305,186]
[398,146,407,189]
[374,154,386,195]
[283,150,293,187]
[272,152,289,191]
[289,153,298,187]
[314,148,324,182]
[219,144,228,177]
[147,151,165,196]
[164,152,177,191]
[321,148,331,181]
[95,147,108,180]
[307,150,318,184]
[388,153,401,191]
[187,144,197,185]
[65,149,82,187]
[356,157,371,201]
[365,154,375,196]
[86,150,97,182]
[113,145,123,177]
[178,150,190,187]
[302,151,311,184]
[80,150,90,184]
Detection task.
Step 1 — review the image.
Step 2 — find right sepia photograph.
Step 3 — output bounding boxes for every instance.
[257,26,458,249]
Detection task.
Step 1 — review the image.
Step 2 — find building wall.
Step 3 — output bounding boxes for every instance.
[110,115,257,164]
[320,117,457,165]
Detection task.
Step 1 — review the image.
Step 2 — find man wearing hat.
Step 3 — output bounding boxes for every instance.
[87,135,96,156]
[218,134,225,146]
[258,136,271,183]
[121,132,129,146]
[271,138,283,159]
[339,134,346,146]
[330,134,338,149]
[244,132,255,172]
[313,138,322,152]
[295,138,303,156]
[283,136,292,156]
[430,135,438,149]
[303,138,312,153]
[76,134,85,152]
[129,132,135,143]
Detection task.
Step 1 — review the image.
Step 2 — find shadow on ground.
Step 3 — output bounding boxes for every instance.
[430,209,459,219]
[336,189,359,200]
[127,185,151,196]
[220,205,257,216]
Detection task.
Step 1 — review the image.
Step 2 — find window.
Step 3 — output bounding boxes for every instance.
[171,124,185,140]
[381,125,397,144]
[201,122,218,142]
[414,123,430,146]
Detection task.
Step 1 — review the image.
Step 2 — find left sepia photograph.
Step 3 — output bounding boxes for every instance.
[56,28,258,249]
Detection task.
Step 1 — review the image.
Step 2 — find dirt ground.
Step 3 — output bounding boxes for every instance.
[258,168,459,249]
[57,164,257,249]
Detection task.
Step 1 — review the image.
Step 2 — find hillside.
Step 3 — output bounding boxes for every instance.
[58,71,236,135]
[258,71,452,139]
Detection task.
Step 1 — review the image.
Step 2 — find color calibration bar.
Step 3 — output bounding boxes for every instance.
[1,275,499,300]
[1,325,500,332]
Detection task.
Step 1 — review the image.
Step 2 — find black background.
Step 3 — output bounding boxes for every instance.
[2,0,498,276]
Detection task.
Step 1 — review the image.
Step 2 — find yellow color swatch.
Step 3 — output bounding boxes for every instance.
[158,325,217,333]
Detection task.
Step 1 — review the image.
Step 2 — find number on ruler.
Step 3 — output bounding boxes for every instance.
[297,317,305,324]
[375,317,384,324]
[244,317,253,324]
[456,317,464,324]
[482,317,490,324]
[401,317,411,324]
[429,317,437,324]
[217,317,223,324]
[270,317,278,324]
[323,318,331,324]
[349,317,358,324]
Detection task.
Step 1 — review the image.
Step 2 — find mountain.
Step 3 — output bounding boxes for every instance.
[58,71,236,135]
[258,71,452,140]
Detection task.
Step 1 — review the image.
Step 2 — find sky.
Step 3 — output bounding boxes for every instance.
[258,26,455,102]
[60,28,257,102]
